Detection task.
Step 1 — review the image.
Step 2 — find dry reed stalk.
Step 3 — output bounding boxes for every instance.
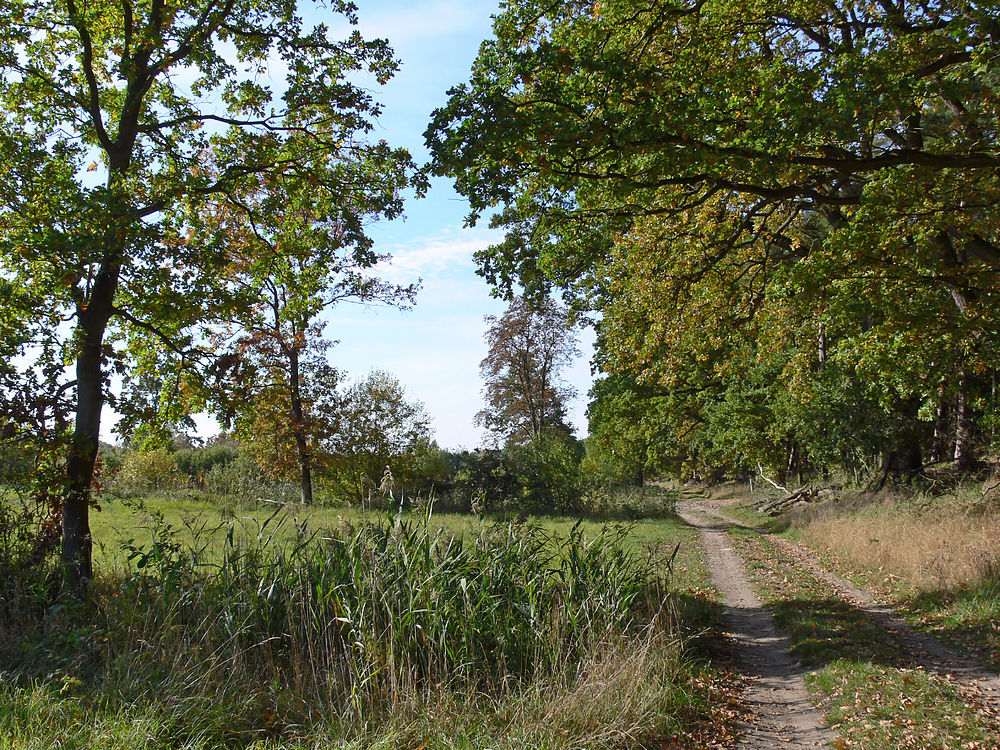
[803,505,1000,591]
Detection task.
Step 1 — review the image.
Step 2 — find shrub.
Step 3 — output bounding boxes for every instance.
[451,449,520,512]
[449,435,586,516]
[172,444,239,484]
[509,433,585,514]
[201,452,298,502]
[113,448,178,493]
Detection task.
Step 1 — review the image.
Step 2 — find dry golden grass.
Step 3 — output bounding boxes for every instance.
[799,494,1000,592]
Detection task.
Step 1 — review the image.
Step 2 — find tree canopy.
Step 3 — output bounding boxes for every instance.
[322,370,434,503]
[0,0,417,591]
[428,0,1000,481]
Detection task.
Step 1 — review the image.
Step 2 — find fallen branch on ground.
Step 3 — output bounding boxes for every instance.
[758,486,815,515]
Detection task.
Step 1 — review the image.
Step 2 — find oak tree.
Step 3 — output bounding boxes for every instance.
[428,0,1000,479]
[202,149,417,504]
[0,0,412,592]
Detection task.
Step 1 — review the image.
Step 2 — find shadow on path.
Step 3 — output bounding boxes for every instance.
[677,501,832,749]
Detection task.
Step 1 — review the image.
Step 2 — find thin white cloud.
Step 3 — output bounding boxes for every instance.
[378,225,504,284]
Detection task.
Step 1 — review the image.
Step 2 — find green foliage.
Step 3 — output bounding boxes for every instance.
[429,0,1000,481]
[172,444,239,483]
[322,371,435,503]
[0,443,31,485]
[585,373,668,486]
[106,442,298,504]
[451,434,585,515]
[450,450,520,511]
[0,507,675,747]
[113,449,178,493]
[509,433,585,514]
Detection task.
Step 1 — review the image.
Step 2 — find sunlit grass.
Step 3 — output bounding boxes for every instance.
[736,487,1000,672]
[730,527,1000,748]
[1,486,724,749]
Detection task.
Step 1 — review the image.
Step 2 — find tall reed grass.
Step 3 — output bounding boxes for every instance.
[1,505,692,748]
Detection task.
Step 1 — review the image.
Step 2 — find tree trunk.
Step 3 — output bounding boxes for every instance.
[288,347,313,505]
[992,371,997,448]
[931,384,947,463]
[886,397,924,480]
[63,268,117,596]
[784,440,798,484]
[954,367,974,471]
[817,322,826,372]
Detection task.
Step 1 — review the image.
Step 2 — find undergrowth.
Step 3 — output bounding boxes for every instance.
[0,504,714,749]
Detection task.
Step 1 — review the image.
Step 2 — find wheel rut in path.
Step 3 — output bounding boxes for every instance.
[703,498,1000,701]
[677,498,833,749]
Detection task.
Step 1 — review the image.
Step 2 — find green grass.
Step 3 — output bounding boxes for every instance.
[1,487,728,750]
[812,661,1000,750]
[88,491,711,587]
[729,526,1000,748]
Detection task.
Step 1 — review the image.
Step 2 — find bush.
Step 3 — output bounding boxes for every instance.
[172,444,239,484]
[510,433,585,514]
[451,449,519,512]
[201,452,298,502]
[582,484,679,520]
[450,434,586,515]
[110,448,178,494]
[106,443,300,503]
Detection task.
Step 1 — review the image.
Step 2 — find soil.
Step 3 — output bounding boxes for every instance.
[678,499,833,748]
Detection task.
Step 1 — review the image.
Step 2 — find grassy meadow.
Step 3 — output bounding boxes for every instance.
[0,485,728,750]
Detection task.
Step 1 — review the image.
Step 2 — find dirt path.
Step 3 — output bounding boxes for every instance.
[701,496,1000,700]
[680,488,1000,748]
[677,498,833,748]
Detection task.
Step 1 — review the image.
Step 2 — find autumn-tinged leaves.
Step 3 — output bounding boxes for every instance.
[429,0,1000,479]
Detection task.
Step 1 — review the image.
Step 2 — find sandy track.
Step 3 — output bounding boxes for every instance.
[702,498,1000,700]
[677,501,833,748]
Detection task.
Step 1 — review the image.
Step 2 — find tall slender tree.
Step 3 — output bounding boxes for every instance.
[0,0,414,593]
[477,297,579,446]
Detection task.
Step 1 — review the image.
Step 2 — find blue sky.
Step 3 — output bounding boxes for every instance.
[298,0,596,450]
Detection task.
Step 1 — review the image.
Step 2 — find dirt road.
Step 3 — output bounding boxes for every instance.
[678,490,1000,749]
[677,500,832,748]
